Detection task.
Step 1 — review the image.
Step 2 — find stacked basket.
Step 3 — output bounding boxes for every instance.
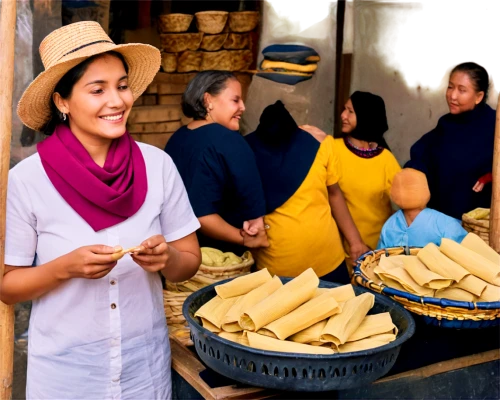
[157,11,259,73]
[164,251,254,345]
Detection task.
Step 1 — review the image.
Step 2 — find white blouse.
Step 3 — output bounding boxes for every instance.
[5,143,200,400]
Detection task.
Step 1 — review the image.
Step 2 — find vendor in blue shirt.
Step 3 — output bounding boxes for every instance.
[378,168,467,249]
[165,71,268,255]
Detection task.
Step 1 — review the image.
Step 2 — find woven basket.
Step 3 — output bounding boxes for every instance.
[160,33,203,53]
[158,14,193,33]
[195,11,228,34]
[160,52,177,73]
[462,208,490,245]
[354,247,500,329]
[228,11,260,33]
[164,251,254,345]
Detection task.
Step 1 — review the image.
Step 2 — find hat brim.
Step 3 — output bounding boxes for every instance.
[17,42,161,132]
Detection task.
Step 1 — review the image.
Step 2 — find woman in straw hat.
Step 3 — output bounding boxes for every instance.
[1,21,201,399]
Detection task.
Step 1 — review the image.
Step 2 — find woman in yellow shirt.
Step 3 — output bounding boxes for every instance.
[245,101,369,283]
[336,91,401,262]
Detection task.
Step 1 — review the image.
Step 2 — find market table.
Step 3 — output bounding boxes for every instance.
[170,316,500,399]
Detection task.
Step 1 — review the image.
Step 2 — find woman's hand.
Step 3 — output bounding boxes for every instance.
[131,235,175,273]
[240,227,269,248]
[63,245,120,280]
[243,217,266,236]
[348,242,371,266]
[473,181,485,192]
[299,125,327,142]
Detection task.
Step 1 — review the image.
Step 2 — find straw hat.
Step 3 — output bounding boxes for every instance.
[390,168,431,210]
[18,21,161,132]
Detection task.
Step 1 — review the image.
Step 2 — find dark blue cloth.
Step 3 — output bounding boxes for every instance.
[245,101,320,213]
[261,44,319,65]
[165,124,266,253]
[405,103,495,220]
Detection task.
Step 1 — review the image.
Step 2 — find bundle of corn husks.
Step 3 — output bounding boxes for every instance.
[373,233,500,302]
[195,268,398,354]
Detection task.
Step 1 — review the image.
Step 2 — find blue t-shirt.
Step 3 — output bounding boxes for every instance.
[377,208,467,249]
[165,124,266,253]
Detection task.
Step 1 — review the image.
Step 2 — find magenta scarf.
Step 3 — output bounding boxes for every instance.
[37,124,148,231]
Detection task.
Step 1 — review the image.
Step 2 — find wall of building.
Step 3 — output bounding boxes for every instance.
[240,0,338,135]
[349,0,499,165]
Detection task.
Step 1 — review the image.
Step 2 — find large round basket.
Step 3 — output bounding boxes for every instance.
[183,279,415,392]
[164,252,254,345]
[195,11,228,34]
[354,247,500,329]
[462,209,490,245]
[158,13,193,33]
[228,11,260,32]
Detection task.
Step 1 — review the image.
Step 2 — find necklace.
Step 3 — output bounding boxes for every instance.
[344,137,384,158]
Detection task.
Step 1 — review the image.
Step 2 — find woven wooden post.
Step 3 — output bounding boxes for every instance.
[0,0,17,399]
[490,93,500,252]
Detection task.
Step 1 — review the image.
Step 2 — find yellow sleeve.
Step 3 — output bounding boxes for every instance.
[324,136,340,186]
[384,151,402,196]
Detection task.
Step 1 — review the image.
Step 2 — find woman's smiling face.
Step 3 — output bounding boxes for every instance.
[446,71,484,114]
[54,54,134,144]
[205,78,245,131]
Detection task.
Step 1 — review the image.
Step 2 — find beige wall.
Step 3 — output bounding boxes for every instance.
[350,0,499,165]
[241,0,338,135]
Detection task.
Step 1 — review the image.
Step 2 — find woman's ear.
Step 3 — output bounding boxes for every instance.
[53,92,68,114]
[475,91,485,105]
[203,92,214,111]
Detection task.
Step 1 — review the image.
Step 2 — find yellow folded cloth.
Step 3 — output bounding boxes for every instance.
[455,275,487,297]
[346,313,397,342]
[288,320,328,344]
[338,333,396,353]
[479,283,500,302]
[320,293,375,347]
[218,331,250,346]
[240,268,319,331]
[402,256,453,290]
[417,243,469,282]
[313,284,356,302]
[246,332,335,355]
[440,239,500,286]
[215,268,272,299]
[435,287,476,302]
[261,60,318,73]
[195,295,240,329]
[259,291,342,340]
[374,264,434,296]
[461,233,500,265]
[201,318,221,333]
[221,276,283,332]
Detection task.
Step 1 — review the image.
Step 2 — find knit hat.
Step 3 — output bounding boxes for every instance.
[17,21,160,132]
[391,168,431,210]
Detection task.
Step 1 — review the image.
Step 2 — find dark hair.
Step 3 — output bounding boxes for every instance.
[181,71,237,120]
[43,51,129,135]
[450,62,489,105]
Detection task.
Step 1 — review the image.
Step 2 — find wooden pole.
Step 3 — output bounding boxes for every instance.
[0,0,17,399]
[490,93,500,252]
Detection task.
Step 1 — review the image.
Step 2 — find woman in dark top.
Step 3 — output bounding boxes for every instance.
[165,71,268,254]
[405,62,495,220]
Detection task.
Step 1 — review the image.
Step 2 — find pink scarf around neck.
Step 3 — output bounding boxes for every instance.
[37,124,148,231]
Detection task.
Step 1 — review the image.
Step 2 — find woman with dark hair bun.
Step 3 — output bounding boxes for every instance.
[405,62,495,219]
[165,71,268,254]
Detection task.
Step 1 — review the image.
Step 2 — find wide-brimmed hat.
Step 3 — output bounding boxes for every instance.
[18,21,161,132]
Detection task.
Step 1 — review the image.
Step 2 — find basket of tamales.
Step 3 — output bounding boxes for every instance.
[354,233,500,329]
[183,268,415,391]
[165,247,253,345]
[462,207,490,245]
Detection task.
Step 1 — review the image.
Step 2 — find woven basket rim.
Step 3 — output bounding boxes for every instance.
[462,213,489,228]
[354,247,500,313]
